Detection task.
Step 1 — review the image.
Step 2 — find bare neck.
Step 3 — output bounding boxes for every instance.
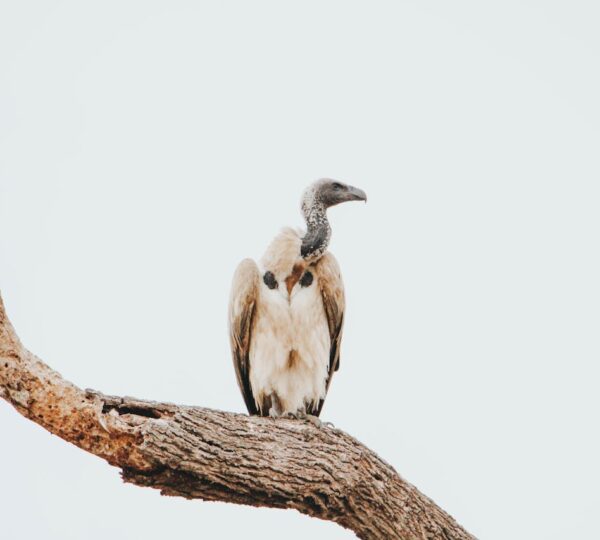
[301,202,331,261]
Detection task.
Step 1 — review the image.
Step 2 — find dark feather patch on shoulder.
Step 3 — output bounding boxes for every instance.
[263,271,278,290]
[300,271,313,288]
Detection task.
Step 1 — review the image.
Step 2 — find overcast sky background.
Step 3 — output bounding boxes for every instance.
[1,2,599,539]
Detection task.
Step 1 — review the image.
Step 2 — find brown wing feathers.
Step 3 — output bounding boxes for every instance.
[228,258,260,415]
[310,252,346,416]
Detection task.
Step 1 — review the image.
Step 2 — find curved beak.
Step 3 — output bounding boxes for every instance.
[347,185,367,203]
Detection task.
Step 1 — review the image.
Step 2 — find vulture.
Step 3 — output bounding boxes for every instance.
[228,179,367,424]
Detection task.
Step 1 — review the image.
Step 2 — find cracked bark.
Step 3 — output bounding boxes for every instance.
[0,293,475,540]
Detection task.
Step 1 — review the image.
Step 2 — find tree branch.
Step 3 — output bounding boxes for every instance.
[0,293,475,540]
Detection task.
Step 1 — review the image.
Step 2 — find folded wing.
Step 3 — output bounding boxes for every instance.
[310,252,346,416]
[228,258,260,415]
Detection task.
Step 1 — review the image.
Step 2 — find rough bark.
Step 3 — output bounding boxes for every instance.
[0,293,475,540]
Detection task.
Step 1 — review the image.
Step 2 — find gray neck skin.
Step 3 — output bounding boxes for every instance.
[301,202,331,261]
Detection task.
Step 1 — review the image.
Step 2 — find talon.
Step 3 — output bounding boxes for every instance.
[282,411,332,429]
[302,414,325,428]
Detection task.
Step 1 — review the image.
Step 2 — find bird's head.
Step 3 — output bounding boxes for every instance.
[301,178,367,217]
[300,178,367,261]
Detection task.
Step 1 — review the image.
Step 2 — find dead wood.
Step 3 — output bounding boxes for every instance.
[0,293,475,540]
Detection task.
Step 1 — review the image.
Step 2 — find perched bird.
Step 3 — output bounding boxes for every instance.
[228,179,366,424]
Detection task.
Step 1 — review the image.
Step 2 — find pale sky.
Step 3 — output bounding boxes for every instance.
[1,2,599,539]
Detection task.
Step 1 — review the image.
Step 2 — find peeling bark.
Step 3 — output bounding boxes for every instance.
[0,293,475,540]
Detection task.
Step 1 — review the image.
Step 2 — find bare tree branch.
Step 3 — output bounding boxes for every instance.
[0,293,475,540]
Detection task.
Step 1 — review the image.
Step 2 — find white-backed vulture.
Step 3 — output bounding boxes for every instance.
[228,179,366,422]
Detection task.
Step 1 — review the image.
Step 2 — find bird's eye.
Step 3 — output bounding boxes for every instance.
[332,182,343,190]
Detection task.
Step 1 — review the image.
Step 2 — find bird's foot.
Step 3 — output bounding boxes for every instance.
[285,411,334,429]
